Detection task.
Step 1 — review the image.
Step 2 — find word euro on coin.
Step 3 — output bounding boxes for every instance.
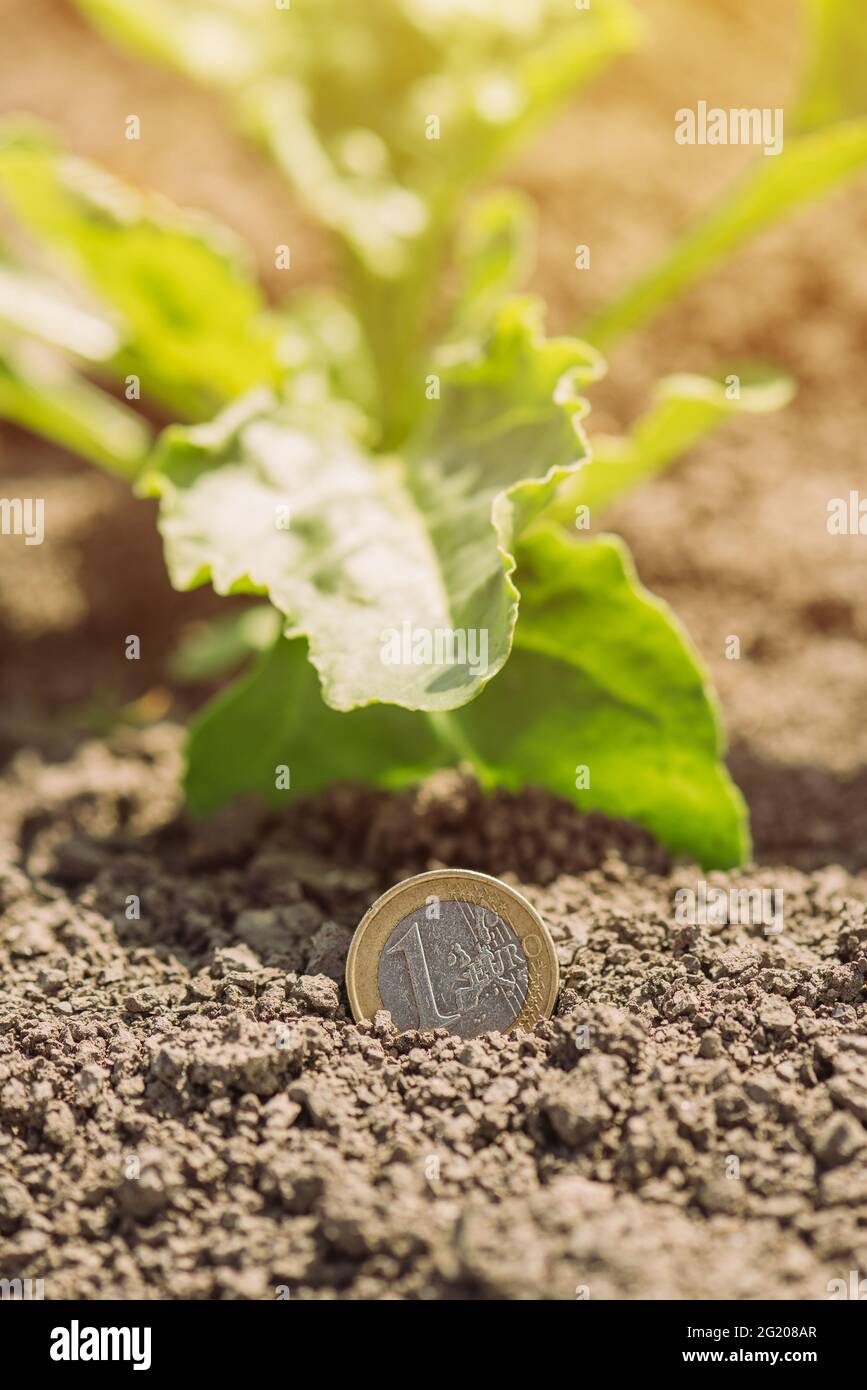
[346,869,559,1040]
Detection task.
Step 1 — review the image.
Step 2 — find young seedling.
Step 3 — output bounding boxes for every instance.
[1,0,864,867]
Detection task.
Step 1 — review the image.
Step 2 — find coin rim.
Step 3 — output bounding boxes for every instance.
[345,868,559,1034]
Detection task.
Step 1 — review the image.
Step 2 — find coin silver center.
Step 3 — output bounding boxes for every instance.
[377,898,529,1038]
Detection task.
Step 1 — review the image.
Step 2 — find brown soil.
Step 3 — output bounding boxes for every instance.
[2,744,866,1300]
[1,0,866,1300]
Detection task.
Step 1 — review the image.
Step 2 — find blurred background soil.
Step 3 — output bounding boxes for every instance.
[1,0,866,1301]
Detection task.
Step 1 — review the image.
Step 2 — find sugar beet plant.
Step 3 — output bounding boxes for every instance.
[1,0,866,868]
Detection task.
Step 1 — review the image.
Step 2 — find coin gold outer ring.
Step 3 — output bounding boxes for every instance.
[346,869,559,1033]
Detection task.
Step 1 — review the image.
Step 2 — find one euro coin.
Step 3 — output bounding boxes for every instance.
[346,869,559,1040]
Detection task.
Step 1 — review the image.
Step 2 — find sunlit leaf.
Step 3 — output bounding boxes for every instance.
[451,188,536,332]
[75,0,642,439]
[185,523,747,868]
[0,121,282,418]
[584,119,867,348]
[797,0,867,131]
[542,368,794,522]
[144,301,604,712]
[185,633,446,813]
[0,334,150,476]
[168,605,282,685]
[455,525,749,869]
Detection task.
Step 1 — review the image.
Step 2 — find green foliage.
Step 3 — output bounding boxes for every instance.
[75,0,643,441]
[0,338,149,475]
[76,0,643,264]
[452,189,537,334]
[0,122,282,419]
[185,633,447,815]
[458,525,749,868]
[168,606,282,685]
[144,301,603,712]
[543,368,794,523]
[186,526,747,868]
[3,0,862,866]
[797,0,867,131]
[585,0,867,349]
[584,118,867,348]
[0,261,151,471]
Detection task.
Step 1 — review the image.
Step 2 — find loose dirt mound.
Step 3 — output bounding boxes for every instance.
[1,733,865,1300]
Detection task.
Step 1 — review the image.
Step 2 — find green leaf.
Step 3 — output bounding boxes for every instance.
[451,188,536,333]
[542,367,794,522]
[76,0,642,264]
[0,263,120,361]
[0,121,281,418]
[186,524,747,868]
[250,0,640,439]
[450,525,748,868]
[243,0,641,269]
[75,0,642,440]
[185,632,445,814]
[75,0,276,86]
[583,118,867,349]
[144,301,605,713]
[168,605,282,685]
[274,287,378,419]
[797,0,867,131]
[0,334,150,476]
[0,260,149,472]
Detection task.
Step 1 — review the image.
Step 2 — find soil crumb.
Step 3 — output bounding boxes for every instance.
[1,731,866,1300]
